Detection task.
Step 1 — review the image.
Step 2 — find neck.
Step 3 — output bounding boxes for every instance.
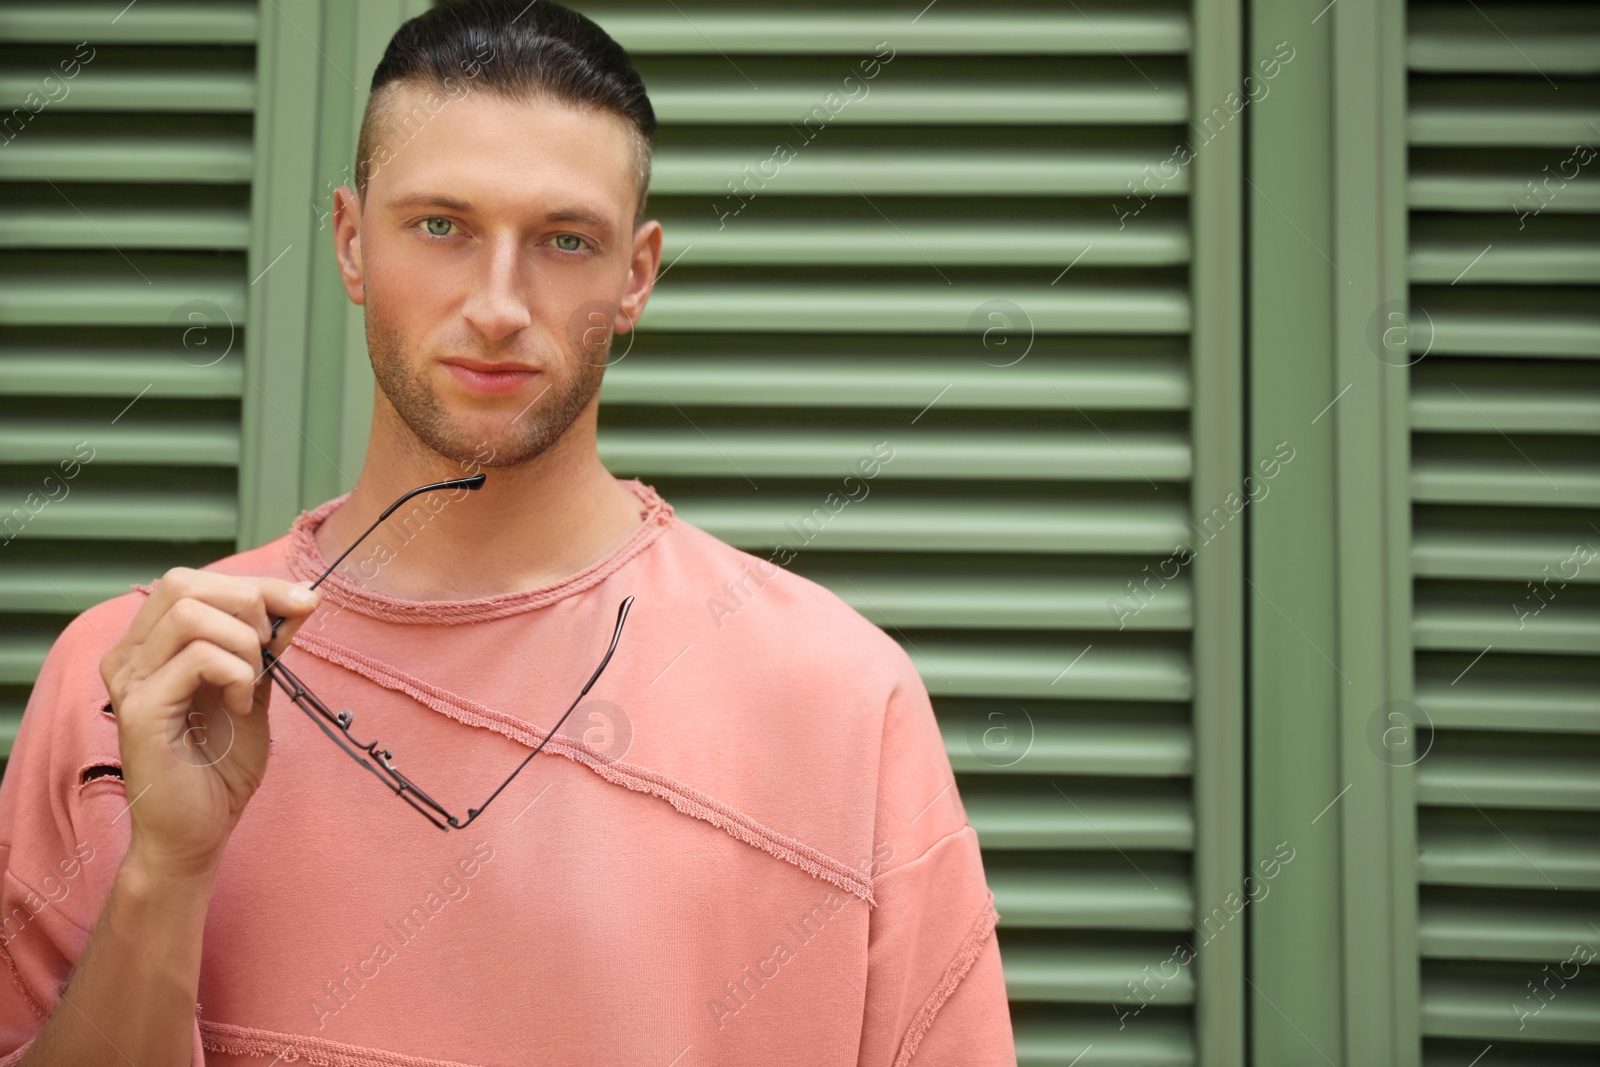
[315,401,645,602]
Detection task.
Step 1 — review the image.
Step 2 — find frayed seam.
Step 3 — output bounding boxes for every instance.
[286,632,875,906]
[891,893,1001,1067]
[0,936,45,1022]
[200,1019,487,1067]
[282,481,673,626]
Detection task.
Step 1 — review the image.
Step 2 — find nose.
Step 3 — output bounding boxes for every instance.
[460,234,533,341]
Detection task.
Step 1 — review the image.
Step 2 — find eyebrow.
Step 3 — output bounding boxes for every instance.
[388,192,474,214]
[387,192,612,234]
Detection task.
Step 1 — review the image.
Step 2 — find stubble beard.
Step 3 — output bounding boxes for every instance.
[364,293,608,469]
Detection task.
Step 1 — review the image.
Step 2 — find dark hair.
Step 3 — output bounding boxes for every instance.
[355,0,656,216]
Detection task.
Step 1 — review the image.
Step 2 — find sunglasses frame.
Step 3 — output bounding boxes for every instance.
[260,474,634,831]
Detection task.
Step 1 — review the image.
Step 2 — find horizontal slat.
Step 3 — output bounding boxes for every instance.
[0,135,253,183]
[0,710,19,759]
[1408,8,1600,75]
[0,637,53,687]
[988,860,1192,930]
[1411,40,1600,76]
[1422,976,1600,1043]
[1411,455,1600,508]
[656,220,1188,266]
[653,149,1192,197]
[1410,174,1600,214]
[0,70,254,112]
[907,638,1189,702]
[0,350,244,397]
[1004,941,1196,1004]
[1413,601,1600,655]
[603,430,1189,482]
[1013,1014,1193,1067]
[1420,900,1600,960]
[968,785,1192,850]
[0,490,235,543]
[0,561,162,614]
[1417,825,1600,889]
[0,420,239,466]
[601,353,1191,410]
[0,207,249,250]
[638,285,1189,333]
[1418,674,1600,734]
[1411,381,1600,434]
[1425,311,1600,359]
[1417,752,1600,810]
[1409,106,1600,148]
[942,714,1192,775]
[671,494,1190,555]
[597,12,1192,55]
[827,570,1191,631]
[0,275,244,327]
[647,80,1187,124]
[1412,528,1600,582]
[0,3,258,43]
[1410,241,1600,285]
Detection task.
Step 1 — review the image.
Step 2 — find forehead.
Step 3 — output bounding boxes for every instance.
[365,82,639,220]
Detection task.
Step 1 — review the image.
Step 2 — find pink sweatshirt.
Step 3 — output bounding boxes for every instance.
[0,477,1015,1066]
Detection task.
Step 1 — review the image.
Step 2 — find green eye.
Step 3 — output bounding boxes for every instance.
[422,217,454,237]
[554,234,585,252]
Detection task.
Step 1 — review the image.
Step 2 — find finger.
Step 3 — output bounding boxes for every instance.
[119,597,268,695]
[264,593,321,660]
[179,640,259,721]
[125,568,258,647]
[125,570,318,650]
[263,580,321,649]
[121,638,258,736]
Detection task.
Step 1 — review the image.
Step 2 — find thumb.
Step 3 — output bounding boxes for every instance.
[266,582,321,656]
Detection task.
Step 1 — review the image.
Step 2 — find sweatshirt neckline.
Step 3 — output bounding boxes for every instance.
[282,477,674,625]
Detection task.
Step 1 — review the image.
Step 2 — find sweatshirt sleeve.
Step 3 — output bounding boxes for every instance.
[855,643,1016,1066]
[0,598,207,1066]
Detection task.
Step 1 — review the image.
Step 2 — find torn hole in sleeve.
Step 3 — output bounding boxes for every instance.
[76,760,125,800]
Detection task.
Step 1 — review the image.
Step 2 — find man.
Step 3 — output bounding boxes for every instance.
[0,2,1015,1063]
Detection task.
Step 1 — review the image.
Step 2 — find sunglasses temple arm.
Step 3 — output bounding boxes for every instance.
[460,595,635,826]
[267,474,487,640]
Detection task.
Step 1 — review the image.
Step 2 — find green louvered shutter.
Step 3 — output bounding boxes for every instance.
[562,2,1243,1062]
[0,2,260,761]
[1406,2,1600,1060]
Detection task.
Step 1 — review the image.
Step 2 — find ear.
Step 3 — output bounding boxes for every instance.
[333,185,366,305]
[615,219,663,335]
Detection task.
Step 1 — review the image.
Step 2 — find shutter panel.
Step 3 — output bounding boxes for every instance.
[0,3,259,758]
[1407,3,1600,1062]
[560,2,1232,1062]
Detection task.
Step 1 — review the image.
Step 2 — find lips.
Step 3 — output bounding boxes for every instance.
[440,359,542,396]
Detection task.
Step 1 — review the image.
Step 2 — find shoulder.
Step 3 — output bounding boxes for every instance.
[655,513,916,688]
[655,520,966,866]
[9,529,297,808]
[126,528,297,595]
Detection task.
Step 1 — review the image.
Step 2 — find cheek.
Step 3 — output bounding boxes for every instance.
[364,266,454,360]
[366,229,472,314]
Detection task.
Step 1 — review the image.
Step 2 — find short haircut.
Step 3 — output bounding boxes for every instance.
[355,0,656,221]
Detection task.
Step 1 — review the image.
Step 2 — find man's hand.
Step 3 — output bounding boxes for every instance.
[98,568,321,880]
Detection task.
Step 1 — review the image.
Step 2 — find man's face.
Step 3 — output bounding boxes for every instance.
[332,83,660,468]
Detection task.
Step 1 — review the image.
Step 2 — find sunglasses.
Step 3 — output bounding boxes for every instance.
[261,474,635,830]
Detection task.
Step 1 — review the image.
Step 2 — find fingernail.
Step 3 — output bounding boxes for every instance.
[290,585,318,607]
